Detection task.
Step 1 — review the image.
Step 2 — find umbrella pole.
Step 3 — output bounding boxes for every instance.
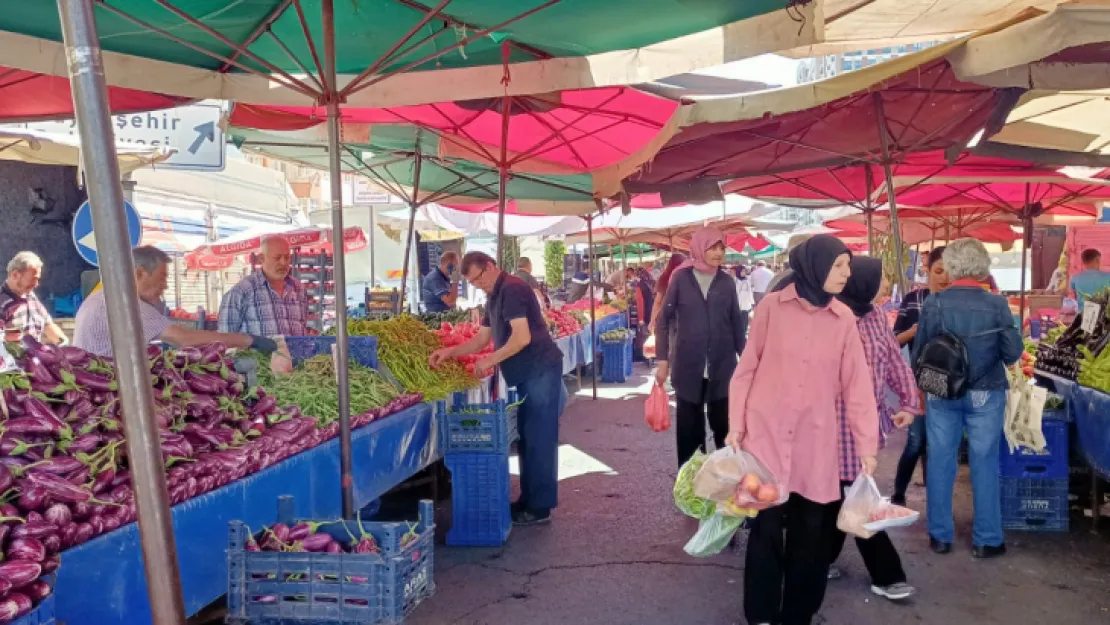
[866,209,875,255]
[368,206,376,289]
[587,215,598,400]
[874,95,908,296]
[1020,184,1031,328]
[323,0,355,521]
[398,148,423,315]
[56,1,187,621]
[496,93,511,266]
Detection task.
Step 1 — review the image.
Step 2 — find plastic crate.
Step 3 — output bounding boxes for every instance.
[1001,477,1069,532]
[600,338,632,383]
[12,576,55,625]
[227,496,435,625]
[624,333,634,377]
[437,392,519,455]
[1000,419,1069,479]
[445,452,512,547]
[284,336,379,369]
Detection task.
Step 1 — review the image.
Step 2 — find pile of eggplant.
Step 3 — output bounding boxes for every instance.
[1036,289,1110,381]
[0,338,423,619]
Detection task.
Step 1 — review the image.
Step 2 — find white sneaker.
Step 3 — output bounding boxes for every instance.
[871,582,916,601]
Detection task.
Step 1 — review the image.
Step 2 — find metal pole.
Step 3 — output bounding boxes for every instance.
[1020,184,1031,328]
[874,95,908,296]
[322,0,355,520]
[586,214,598,400]
[496,94,511,265]
[398,147,422,316]
[56,1,186,622]
[368,205,376,289]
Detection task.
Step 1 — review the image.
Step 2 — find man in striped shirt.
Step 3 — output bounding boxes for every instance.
[218,237,308,336]
[74,246,278,358]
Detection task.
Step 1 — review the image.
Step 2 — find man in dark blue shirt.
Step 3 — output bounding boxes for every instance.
[421,252,459,313]
[429,251,567,525]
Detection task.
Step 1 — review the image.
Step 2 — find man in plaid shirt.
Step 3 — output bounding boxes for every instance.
[0,252,66,344]
[218,237,308,337]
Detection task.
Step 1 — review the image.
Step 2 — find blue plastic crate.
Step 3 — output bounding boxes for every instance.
[600,338,632,383]
[227,496,435,625]
[1000,419,1069,480]
[283,336,379,369]
[11,576,55,625]
[445,452,512,547]
[437,392,519,455]
[1001,477,1069,532]
[623,332,634,377]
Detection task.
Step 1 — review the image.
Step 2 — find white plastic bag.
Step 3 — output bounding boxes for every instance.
[693,447,788,510]
[683,514,743,557]
[837,474,921,538]
[837,474,885,539]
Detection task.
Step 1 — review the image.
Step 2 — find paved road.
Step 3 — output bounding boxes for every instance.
[410,369,1110,625]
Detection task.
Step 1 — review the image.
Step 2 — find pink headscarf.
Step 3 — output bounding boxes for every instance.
[683,226,725,274]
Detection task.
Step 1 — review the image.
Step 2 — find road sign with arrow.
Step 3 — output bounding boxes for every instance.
[71,200,142,267]
[4,102,226,172]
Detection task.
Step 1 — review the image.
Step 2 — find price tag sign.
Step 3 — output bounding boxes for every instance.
[1082,301,1101,334]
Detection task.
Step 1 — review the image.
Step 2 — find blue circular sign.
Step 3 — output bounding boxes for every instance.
[71,199,142,267]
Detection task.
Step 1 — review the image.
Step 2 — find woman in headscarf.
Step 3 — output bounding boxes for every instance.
[654,228,747,467]
[726,235,879,625]
[824,256,921,602]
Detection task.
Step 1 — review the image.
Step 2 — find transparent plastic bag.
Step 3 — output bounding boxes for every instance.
[645,382,671,432]
[269,336,294,375]
[693,447,788,510]
[643,334,657,359]
[837,474,885,539]
[683,513,743,558]
[674,451,716,520]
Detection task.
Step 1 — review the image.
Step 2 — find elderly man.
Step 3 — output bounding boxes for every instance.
[514,257,546,309]
[430,252,566,526]
[219,237,308,336]
[0,252,67,344]
[421,252,459,314]
[74,246,277,358]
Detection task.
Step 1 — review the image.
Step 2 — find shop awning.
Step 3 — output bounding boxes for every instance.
[184,225,367,271]
[0,127,171,172]
[0,1,818,107]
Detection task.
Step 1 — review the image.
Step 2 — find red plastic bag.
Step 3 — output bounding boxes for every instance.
[645,382,671,432]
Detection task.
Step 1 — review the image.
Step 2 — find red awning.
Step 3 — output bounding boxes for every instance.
[184,226,367,272]
[0,67,189,121]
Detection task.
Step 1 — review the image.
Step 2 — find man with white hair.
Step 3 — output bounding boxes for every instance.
[218,237,308,336]
[74,246,278,357]
[748,260,775,304]
[0,252,66,344]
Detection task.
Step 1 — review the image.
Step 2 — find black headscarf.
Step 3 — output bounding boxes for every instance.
[773,235,851,307]
[837,256,883,318]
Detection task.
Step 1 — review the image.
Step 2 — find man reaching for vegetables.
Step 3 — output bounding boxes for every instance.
[73,246,279,358]
[429,252,567,526]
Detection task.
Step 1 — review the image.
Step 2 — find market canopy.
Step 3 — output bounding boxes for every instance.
[379,204,585,237]
[0,127,171,172]
[0,1,818,108]
[0,66,190,121]
[230,85,680,201]
[184,224,367,271]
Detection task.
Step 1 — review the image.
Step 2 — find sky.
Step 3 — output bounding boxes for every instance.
[694,53,802,89]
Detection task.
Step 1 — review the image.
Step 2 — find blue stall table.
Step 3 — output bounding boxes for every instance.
[1070,385,1110,481]
[555,334,577,375]
[55,402,439,625]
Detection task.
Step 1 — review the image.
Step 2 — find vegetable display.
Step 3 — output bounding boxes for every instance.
[431,322,493,378]
[0,336,423,610]
[562,301,621,317]
[1037,287,1110,382]
[543,309,581,339]
[346,316,477,399]
[416,309,474,329]
[599,329,632,343]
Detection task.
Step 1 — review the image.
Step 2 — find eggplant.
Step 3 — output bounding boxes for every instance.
[17,487,47,512]
[269,523,291,543]
[4,416,61,436]
[326,541,344,554]
[43,503,72,527]
[24,472,95,504]
[91,468,115,494]
[0,577,11,598]
[23,579,52,602]
[0,465,13,493]
[72,370,116,393]
[25,512,42,524]
[39,554,59,574]
[71,501,92,520]
[63,433,103,454]
[88,516,105,535]
[25,356,57,385]
[0,561,41,588]
[287,523,313,542]
[26,456,84,476]
[72,522,94,545]
[41,533,61,554]
[58,346,92,368]
[7,537,45,562]
[11,521,58,540]
[0,592,31,621]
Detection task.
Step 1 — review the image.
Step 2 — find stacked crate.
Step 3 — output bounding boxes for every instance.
[999,411,1070,532]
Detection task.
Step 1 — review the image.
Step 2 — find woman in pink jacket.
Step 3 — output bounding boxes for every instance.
[726,235,879,625]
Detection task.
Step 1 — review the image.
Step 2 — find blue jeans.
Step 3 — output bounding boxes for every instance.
[513,364,568,512]
[925,390,1006,547]
[893,415,926,500]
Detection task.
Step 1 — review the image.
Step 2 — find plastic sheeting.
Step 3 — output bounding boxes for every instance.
[55,402,438,624]
[1069,386,1110,481]
[380,205,586,237]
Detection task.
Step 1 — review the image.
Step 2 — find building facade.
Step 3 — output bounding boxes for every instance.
[796,41,946,83]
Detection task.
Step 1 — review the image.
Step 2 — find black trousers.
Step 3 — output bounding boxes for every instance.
[675,378,728,468]
[825,480,907,587]
[744,493,832,625]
